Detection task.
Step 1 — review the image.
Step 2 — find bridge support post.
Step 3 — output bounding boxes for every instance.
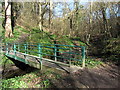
[24,43,27,54]
[82,47,85,68]
[18,44,20,52]
[69,49,71,67]
[38,44,42,70]
[14,43,17,59]
[26,42,28,54]
[6,43,8,55]
[54,44,57,62]
[24,43,28,64]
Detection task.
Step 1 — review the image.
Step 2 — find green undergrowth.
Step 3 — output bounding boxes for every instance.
[0,17,4,39]
[1,67,62,88]
[3,26,28,43]
[3,26,86,46]
[103,37,120,62]
[68,56,104,68]
[0,55,14,66]
[85,57,103,68]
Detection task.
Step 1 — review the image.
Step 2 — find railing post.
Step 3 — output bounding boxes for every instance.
[69,49,71,67]
[82,47,85,68]
[38,43,42,70]
[54,44,57,61]
[18,44,20,52]
[24,43,28,64]
[14,43,17,59]
[6,43,8,55]
[24,43,27,54]
[26,42,28,54]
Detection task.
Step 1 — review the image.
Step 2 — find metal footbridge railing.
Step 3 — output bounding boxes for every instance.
[1,43,86,70]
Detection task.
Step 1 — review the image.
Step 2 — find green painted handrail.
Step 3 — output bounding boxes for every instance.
[5,43,86,67]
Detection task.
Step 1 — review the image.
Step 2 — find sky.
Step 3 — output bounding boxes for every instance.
[0,0,120,2]
[0,0,119,17]
[54,1,88,17]
[54,1,120,18]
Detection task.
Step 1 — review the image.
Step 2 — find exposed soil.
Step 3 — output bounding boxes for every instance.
[50,63,120,88]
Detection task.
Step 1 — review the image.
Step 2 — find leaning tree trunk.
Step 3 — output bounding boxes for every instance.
[5,0,13,38]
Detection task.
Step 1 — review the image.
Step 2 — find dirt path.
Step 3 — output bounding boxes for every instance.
[51,63,120,88]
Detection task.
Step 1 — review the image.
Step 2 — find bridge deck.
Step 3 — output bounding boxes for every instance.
[5,51,82,73]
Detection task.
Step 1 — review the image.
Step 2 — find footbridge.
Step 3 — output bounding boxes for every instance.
[1,43,86,72]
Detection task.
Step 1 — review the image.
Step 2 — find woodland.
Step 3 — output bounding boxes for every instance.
[0,0,120,88]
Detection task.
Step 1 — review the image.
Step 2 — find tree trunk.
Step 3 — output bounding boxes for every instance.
[49,0,53,29]
[5,0,13,38]
[39,3,42,30]
[74,0,79,36]
[101,7,112,37]
[86,2,93,45]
